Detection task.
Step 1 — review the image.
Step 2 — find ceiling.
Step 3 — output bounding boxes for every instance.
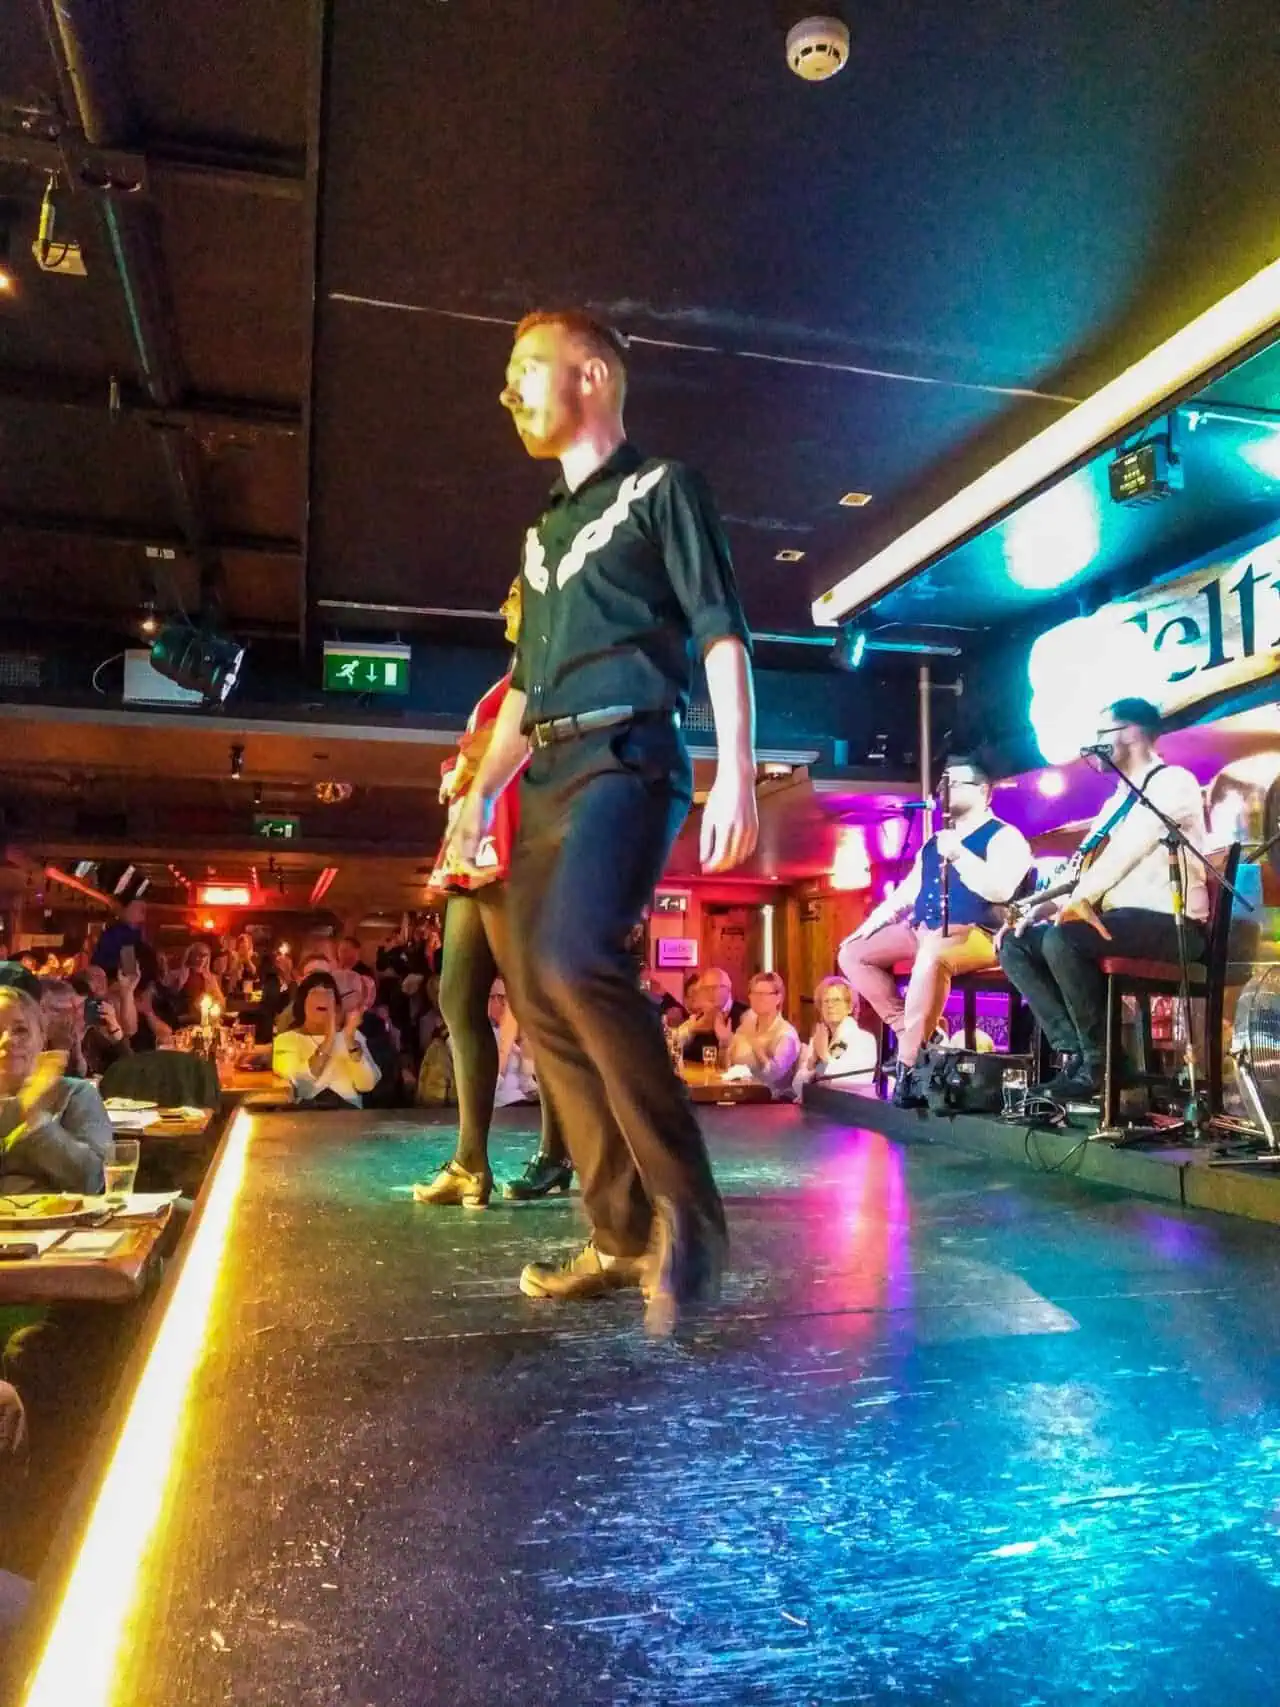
[1,0,1277,657]
[858,335,1280,640]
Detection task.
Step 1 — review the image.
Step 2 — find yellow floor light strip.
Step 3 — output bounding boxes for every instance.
[813,254,1280,627]
[21,1108,253,1707]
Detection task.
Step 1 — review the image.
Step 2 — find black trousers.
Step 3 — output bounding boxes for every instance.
[506,735,725,1259]
[438,885,566,1174]
[999,909,1206,1067]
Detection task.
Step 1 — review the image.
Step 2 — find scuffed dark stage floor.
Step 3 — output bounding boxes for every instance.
[120,1104,1280,1705]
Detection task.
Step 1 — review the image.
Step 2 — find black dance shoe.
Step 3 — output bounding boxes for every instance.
[502,1151,574,1201]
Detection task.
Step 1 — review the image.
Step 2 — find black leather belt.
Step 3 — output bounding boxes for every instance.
[526,705,678,752]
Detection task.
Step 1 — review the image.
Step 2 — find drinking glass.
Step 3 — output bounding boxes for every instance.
[104,1138,141,1201]
[1001,1067,1029,1117]
[701,1045,719,1073]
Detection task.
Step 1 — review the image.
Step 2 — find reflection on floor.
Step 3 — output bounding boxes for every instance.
[123,1104,1280,1705]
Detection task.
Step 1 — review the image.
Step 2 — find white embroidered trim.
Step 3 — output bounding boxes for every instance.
[522,463,669,596]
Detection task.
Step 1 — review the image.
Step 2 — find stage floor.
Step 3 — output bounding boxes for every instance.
[48,1103,1280,1705]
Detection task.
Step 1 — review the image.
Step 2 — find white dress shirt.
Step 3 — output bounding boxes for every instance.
[273,1028,380,1107]
[793,1015,879,1093]
[1073,762,1208,921]
[726,1012,801,1091]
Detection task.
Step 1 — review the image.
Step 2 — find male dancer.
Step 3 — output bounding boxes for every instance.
[448,309,758,1333]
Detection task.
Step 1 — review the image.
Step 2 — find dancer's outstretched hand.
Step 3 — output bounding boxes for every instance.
[699,761,759,873]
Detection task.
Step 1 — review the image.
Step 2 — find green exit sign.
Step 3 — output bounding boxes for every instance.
[323,642,411,695]
[254,814,301,842]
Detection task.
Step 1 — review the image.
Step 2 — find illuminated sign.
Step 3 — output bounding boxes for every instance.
[322,642,411,695]
[253,813,300,842]
[1029,527,1280,762]
[655,937,699,970]
[196,884,254,907]
[652,891,689,915]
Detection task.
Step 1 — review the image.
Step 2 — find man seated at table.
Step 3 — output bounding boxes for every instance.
[272,971,380,1109]
[725,972,801,1093]
[792,975,879,1095]
[0,987,111,1193]
[670,967,748,1067]
[838,754,1032,1106]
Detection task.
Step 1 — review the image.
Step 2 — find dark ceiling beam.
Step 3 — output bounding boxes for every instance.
[37,0,221,614]
[298,0,334,656]
[0,510,301,558]
[0,127,305,202]
[0,368,301,435]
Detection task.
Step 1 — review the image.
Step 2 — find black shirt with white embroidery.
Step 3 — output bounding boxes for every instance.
[511,441,752,729]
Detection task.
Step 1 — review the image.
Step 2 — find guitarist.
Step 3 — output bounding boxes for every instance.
[838,755,1032,1107]
[998,697,1209,1100]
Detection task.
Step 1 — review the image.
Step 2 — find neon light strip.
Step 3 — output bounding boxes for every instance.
[812,255,1280,627]
[21,1109,253,1707]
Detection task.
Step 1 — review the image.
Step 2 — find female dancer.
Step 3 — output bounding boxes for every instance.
[413,577,572,1206]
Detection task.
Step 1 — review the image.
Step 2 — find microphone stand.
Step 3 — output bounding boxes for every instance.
[938,773,952,935]
[1086,748,1248,1142]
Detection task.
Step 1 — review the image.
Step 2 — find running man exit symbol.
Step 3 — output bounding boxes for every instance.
[321,644,411,695]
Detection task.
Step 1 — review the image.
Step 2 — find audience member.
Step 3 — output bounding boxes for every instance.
[0,988,112,1192]
[91,898,155,984]
[671,967,747,1066]
[489,980,539,1107]
[726,972,801,1092]
[256,945,296,1043]
[57,977,130,1078]
[792,975,878,1094]
[178,943,225,1017]
[640,973,686,1028]
[272,971,379,1109]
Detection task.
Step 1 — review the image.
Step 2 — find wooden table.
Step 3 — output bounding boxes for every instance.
[0,1206,173,1304]
[138,1107,217,1141]
[219,1066,293,1100]
[681,1067,774,1105]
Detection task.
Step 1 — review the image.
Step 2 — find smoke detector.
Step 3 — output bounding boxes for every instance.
[786,16,851,81]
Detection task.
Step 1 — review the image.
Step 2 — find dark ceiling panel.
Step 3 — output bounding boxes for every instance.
[0,402,172,518]
[119,0,309,153]
[157,182,306,400]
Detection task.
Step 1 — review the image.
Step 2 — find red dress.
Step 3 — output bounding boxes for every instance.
[428,673,526,892]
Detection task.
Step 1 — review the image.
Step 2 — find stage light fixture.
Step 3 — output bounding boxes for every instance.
[832,623,868,671]
[149,624,245,705]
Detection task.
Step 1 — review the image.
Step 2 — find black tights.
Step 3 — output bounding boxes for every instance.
[438,887,566,1175]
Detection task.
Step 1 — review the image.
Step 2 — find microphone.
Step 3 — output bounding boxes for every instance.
[897,798,936,811]
[1079,743,1115,758]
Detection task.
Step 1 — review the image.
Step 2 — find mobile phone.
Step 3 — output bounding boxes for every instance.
[119,945,137,977]
[85,997,105,1026]
[0,1242,39,1261]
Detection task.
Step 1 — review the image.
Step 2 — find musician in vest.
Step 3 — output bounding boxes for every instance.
[838,756,1032,1106]
[998,697,1209,1100]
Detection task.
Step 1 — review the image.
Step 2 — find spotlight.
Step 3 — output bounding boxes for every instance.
[832,623,869,671]
[229,744,245,780]
[139,601,159,639]
[150,623,245,705]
